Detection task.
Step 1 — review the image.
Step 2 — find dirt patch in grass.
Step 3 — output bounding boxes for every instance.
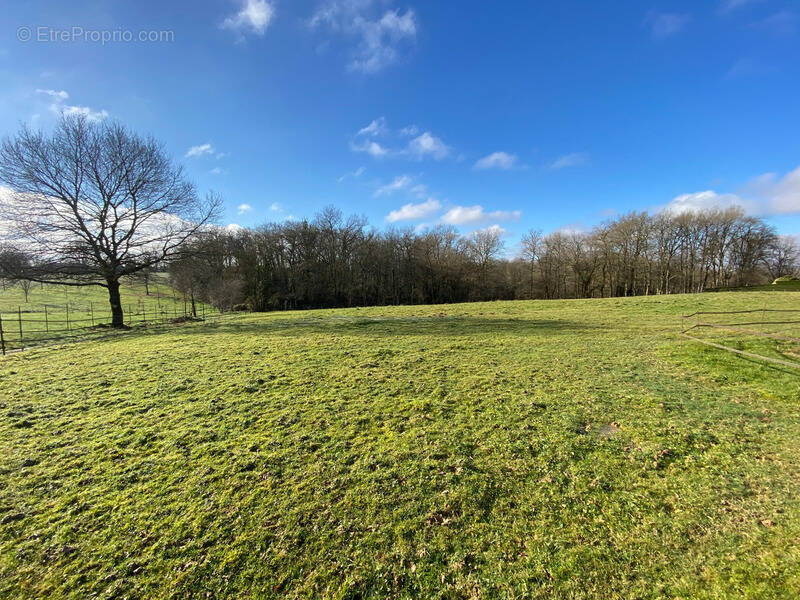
[596,422,621,438]
[574,422,621,438]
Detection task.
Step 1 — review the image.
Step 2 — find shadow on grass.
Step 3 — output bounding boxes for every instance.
[1,314,608,355]
[126,315,605,342]
[734,354,800,377]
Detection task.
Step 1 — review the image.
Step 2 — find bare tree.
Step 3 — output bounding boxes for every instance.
[763,235,799,280]
[135,266,156,296]
[520,229,542,298]
[467,227,504,298]
[0,115,220,327]
[0,247,32,301]
[18,279,32,302]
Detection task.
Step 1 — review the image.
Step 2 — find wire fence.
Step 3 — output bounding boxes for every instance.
[0,300,224,354]
[681,308,800,370]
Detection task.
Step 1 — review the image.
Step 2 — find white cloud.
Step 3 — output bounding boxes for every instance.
[225,223,244,233]
[376,174,444,222]
[441,205,522,226]
[596,207,618,218]
[549,152,590,170]
[662,167,800,217]
[185,143,215,158]
[351,9,417,73]
[373,175,430,200]
[61,105,109,122]
[661,191,753,215]
[719,0,763,13]
[410,184,427,196]
[36,89,108,122]
[350,139,389,158]
[555,222,587,236]
[222,0,275,36]
[357,117,387,137]
[209,167,225,175]
[310,2,417,73]
[385,198,442,222]
[752,11,796,36]
[406,132,450,160]
[379,9,417,35]
[645,12,691,39]
[374,174,414,197]
[237,203,253,214]
[725,58,775,79]
[474,151,517,171]
[473,224,508,237]
[349,119,453,161]
[35,89,68,101]
[441,206,485,225]
[269,202,282,212]
[338,166,366,182]
[743,167,800,215]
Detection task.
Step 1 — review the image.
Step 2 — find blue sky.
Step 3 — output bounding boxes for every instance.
[2,0,799,248]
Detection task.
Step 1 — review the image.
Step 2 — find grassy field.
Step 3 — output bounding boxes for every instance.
[706,280,800,293]
[1,291,799,598]
[0,276,213,351]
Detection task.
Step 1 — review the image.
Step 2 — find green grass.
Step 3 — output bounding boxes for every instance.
[1,292,799,599]
[0,276,213,350]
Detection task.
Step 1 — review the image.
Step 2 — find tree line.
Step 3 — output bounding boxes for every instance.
[1,115,797,324]
[169,206,799,313]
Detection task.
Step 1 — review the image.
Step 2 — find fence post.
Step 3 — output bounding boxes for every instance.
[44,305,49,333]
[18,306,23,351]
[202,304,205,321]
[0,312,6,355]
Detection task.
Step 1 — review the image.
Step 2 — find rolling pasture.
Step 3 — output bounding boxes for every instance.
[1,291,799,598]
[0,277,213,352]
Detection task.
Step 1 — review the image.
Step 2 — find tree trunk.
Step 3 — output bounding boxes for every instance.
[107,279,125,328]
